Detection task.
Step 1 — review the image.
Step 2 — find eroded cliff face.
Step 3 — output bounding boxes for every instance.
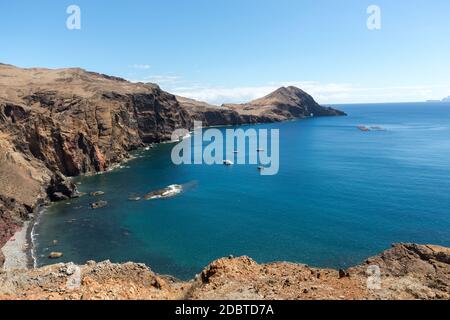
[0,63,346,265]
[0,65,193,177]
[0,134,54,265]
[0,244,448,300]
[0,65,194,258]
[176,96,276,126]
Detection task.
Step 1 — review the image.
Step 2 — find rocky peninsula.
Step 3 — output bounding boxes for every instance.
[2,64,448,300]
[0,63,344,268]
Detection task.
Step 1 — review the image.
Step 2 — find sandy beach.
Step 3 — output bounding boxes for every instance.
[1,221,30,271]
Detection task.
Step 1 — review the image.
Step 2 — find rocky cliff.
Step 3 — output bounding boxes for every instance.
[0,244,448,300]
[0,64,189,264]
[0,63,345,266]
[224,86,346,120]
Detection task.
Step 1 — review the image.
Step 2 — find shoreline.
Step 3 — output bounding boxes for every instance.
[29,207,45,269]
[1,220,33,271]
[25,217,35,269]
[4,143,161,271]
[2,132,243,272]
[1,117,335,273]
[0,243,448,300]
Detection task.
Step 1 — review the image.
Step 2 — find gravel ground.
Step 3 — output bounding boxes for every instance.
[1,222,30,271]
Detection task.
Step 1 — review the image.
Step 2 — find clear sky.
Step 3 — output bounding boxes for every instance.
[1,0,449,104]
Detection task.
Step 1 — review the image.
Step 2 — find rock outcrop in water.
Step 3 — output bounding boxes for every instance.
[0,244,448,300]
[0,63,345,265]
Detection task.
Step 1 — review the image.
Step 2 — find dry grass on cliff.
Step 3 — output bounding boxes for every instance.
[0,132,11,141]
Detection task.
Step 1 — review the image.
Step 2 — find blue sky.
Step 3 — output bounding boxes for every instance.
[1,0,449,104]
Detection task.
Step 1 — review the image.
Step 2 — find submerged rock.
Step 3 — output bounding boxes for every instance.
[91,200,108,209]
[90,191,105,197]
[144,185,182,200]
[73,191,86,198]
[48,252,63,259]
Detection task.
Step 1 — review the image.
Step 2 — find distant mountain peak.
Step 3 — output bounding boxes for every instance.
[261,86,304,97]
[217,85,346,119]
[249,86,314,107]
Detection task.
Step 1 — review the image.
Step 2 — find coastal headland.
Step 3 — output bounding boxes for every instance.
[0,63,344,268]
[1,64,448,300]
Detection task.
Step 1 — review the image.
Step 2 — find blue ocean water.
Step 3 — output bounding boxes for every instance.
[34,103,450,279]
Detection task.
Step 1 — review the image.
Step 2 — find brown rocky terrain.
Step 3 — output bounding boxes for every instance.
[0,63,345,266]
[177,86,346,126]
[0,243,448,300]
[1,64,447,301]
[224,86,346,121]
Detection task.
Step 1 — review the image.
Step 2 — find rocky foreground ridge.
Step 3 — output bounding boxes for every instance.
[0,63,345,266]
[0,244,448,300]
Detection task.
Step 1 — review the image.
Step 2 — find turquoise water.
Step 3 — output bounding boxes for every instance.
[34,103,450,279]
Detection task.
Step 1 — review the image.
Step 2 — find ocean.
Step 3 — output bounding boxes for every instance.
[33,102,450,280]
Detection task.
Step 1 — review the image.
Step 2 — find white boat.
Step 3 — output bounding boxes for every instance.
[223,160,234,166]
